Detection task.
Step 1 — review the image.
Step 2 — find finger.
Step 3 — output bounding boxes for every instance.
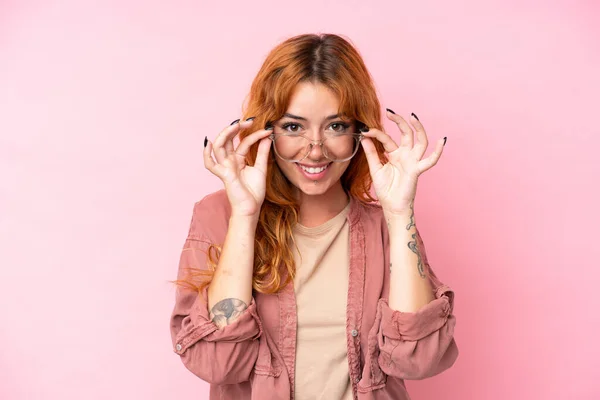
[254,136,272,174]
[386,109,414,148]
[360,128,399,153]
[214,119,253,161]
[360,137,383,174]
[235,128,273,159]
[224,119,240,153]
[223,119,250,155]
[417,137,445,173]
[409,113,429,158]
[225,117,255,153]
[203,139,225,179]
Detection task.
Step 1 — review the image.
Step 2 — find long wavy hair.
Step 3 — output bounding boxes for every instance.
[174,33,386,295]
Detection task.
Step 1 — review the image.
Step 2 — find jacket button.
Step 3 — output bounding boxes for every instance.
[351,329,358,337]
[176,343,182,351]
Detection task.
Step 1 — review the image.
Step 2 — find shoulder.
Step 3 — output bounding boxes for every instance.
[351,199,387,235]
[187,189,231,242]
[194,189,231,215]
[355,200,386,224]
[360,201,384,217]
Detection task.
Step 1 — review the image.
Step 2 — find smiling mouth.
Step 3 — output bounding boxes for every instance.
[297,163,331,174]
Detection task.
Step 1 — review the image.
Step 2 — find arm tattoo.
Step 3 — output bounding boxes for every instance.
[405,200,415,231]
[408,233,427,278]
[210,298,248,328]
[405,200,427,278]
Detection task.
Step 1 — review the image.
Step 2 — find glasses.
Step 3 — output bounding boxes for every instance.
[269,121,366,163]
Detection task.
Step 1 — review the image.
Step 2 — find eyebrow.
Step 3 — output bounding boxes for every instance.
[283,113,341,121]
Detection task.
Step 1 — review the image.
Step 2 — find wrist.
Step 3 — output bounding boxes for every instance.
[229,212,260,226]
[384,210,416,236]
[383,210,413,223]
[383,199,415,223]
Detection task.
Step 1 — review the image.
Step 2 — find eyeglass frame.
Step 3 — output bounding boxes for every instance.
[267,120,368,163]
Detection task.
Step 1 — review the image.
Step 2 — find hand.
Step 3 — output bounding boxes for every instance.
[359,111,446,215]
[204,119,273,217]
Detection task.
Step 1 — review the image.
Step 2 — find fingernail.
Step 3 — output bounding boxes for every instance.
[411,112,419,121]
[245,116,256,121]
[265,122,273,131]
[230,118,240,125]
[359,123,369,133]
[443,137,447,146]
[386,108,396,114]
[204,136,208,147]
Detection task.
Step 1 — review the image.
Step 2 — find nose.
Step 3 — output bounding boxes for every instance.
[306,140,325,160]
[304,128,326,160]
[305,127,325,142]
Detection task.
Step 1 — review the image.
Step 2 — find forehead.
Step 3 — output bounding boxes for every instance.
[286,81,340,116]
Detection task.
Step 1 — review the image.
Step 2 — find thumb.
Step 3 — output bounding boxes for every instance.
[254,136,272,174]
[360,137,383,175]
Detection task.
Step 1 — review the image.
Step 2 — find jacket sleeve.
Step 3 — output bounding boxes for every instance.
[169,200,262,385]
[377,229,458,380]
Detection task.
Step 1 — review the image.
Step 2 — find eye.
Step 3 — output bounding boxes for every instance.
[282,123,301,133]
[329,122,350,132]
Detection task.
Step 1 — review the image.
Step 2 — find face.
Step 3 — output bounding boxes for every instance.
[272,81,357,198]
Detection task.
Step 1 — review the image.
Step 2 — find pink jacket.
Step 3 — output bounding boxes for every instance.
[170,189,458,399]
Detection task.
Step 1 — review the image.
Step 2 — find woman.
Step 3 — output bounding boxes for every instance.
[170,33,458,400]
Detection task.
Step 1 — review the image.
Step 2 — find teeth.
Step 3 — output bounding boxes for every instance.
[300,164,328,174]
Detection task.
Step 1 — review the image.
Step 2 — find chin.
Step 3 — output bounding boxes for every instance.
[296,180,336,196]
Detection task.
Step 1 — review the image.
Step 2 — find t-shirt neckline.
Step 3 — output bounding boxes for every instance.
[293,201,351,236]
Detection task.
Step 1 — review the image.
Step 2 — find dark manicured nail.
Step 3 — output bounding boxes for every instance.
[230,118,240,125]
[204,136,208,147]
[359,123,369,133]
[411,112,419,121]
[245,116,256,121]
[265,122,273,131]
[386,108,396,114]
[443,137,447,146]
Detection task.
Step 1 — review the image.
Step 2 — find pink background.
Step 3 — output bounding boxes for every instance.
[1,0,599,399]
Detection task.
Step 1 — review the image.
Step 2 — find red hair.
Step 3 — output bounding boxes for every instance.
[174,33,386,294]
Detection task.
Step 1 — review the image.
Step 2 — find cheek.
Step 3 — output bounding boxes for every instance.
[274,158,295,180]
[331,161,351,178]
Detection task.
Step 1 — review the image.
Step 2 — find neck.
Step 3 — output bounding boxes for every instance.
[296,182,349,227]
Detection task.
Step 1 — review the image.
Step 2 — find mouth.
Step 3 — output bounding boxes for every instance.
[295,162,331,179]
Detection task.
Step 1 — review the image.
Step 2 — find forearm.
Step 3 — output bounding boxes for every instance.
[207,213,258,328]
[386,201,435,312]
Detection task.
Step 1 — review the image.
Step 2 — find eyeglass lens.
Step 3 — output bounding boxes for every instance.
[272,123,362,162]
